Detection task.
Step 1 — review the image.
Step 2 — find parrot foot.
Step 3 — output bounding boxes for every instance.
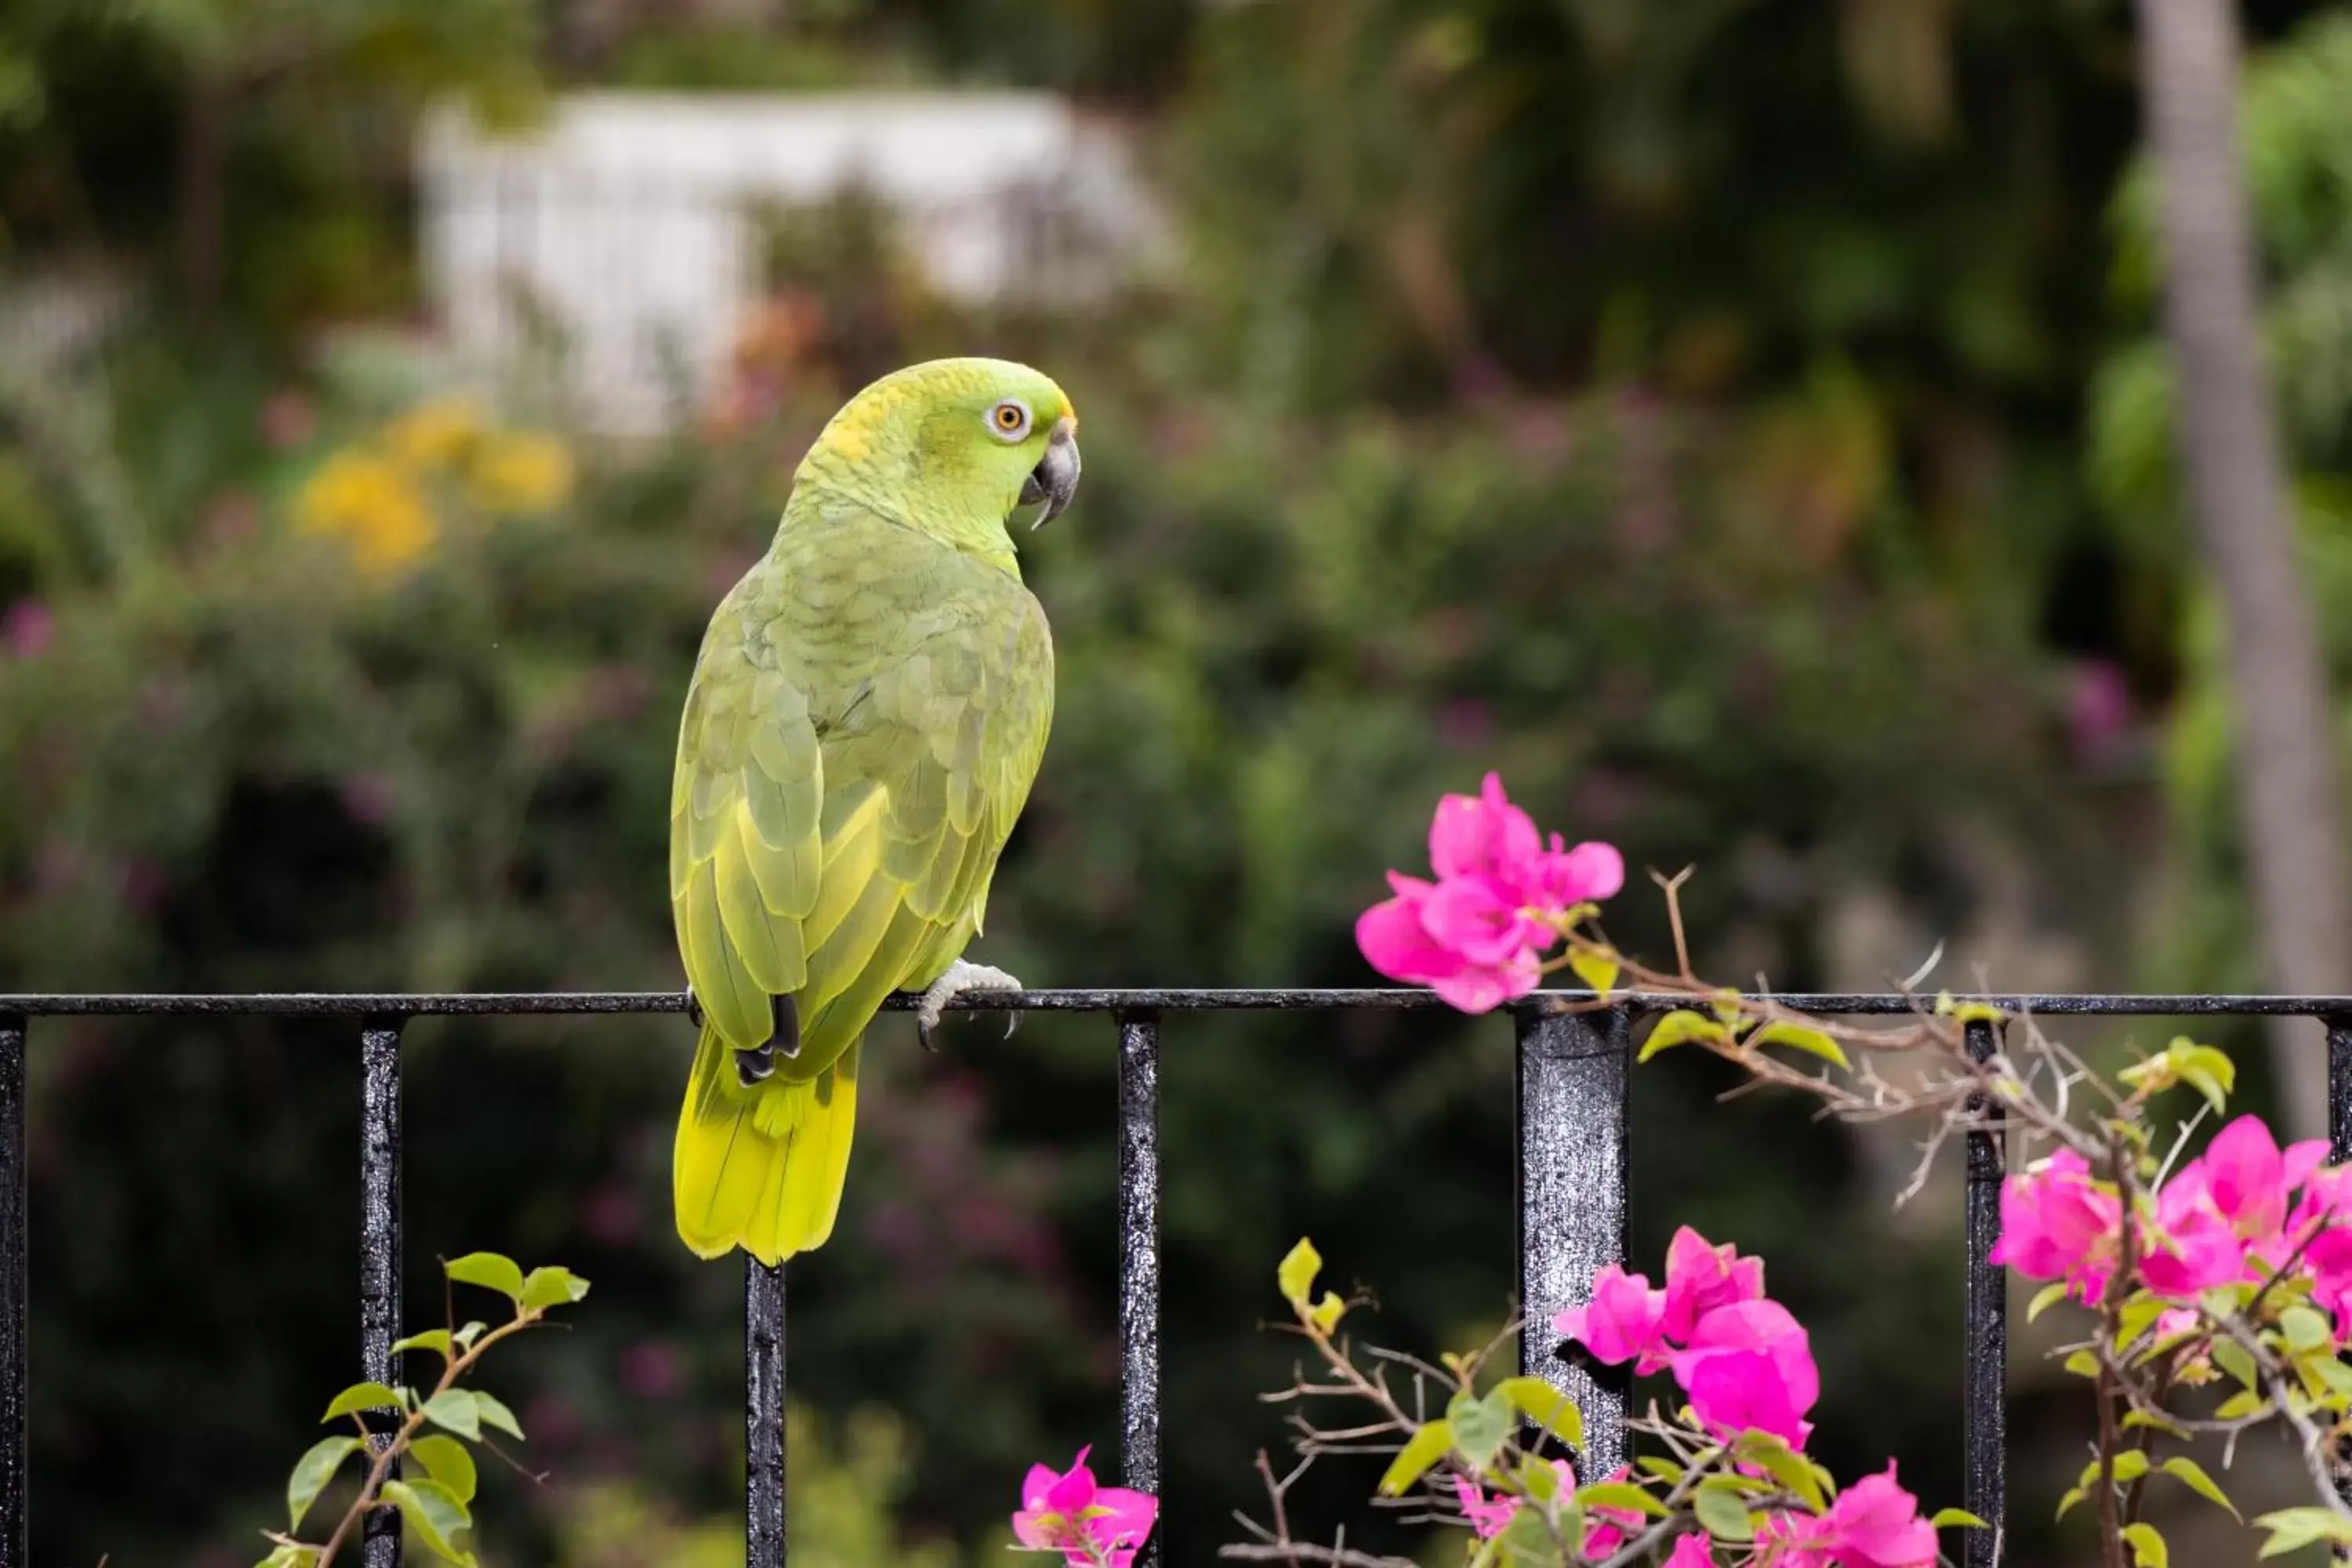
[684,987,704,1029]
[914,961,1025,1053]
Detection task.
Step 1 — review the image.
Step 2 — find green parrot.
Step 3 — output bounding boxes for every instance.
[668,357,1076,1265]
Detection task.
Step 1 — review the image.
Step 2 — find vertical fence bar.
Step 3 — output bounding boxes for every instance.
[1962,1016,2006,1568]
[746,1259,786,1568]
[2328,1014,2352,1551]
[1515,1005,1628,1476]
[0,1014,23,1567]
[2328,1015,2352,1167]
[1116,1011,1163,1568]
[358,1017,404,1568]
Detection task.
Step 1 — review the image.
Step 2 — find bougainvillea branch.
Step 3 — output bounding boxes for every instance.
[1328,771,2352,1563]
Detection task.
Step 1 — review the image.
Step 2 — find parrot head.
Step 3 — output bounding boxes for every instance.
[794,358,1080,547]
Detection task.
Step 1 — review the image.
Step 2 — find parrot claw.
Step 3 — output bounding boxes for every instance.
[684,987,704,1029]
[914,960,1025,1053]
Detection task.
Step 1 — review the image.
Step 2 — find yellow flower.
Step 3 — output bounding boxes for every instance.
[295,449,437,577]
[466,430,575,516]
[381,397,487,470]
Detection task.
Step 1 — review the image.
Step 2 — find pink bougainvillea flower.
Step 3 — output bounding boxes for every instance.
[1356,873,1541,1012]
[1012,1447,1158,1568]
[1554,1265,1673,1373]
[2138,1164,2250,1300]
[2305,1225,2352,1339]
[1987,1150,2122,1305]
[2199,1115,2328,1243]
[1418,874,1555,966]
[1577,1464,1648,1556]
[1664,1533,1718,1567]
[1429,772,1547,887]
[1451,1473,1523,1539]
[1661,1226,1766,1341]
[1358,774,1624,1011]
[1815,1463,1939,1567]
[1671,1299,1820,1448]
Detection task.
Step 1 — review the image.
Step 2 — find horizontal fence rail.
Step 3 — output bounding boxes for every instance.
[4,989,2351,1567]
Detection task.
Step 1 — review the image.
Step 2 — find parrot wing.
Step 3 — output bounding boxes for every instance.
[670,514,1054,1066]
[668,510,1053,1261]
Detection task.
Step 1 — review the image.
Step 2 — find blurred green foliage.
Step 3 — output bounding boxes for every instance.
[1,0,2345,1565]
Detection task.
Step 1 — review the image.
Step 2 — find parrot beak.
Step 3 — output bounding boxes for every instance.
[1019,417,1081,528]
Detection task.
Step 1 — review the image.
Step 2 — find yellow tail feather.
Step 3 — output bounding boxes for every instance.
[673,1022,861,1265]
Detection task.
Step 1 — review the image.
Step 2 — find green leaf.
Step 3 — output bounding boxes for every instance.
[452,1322,489,1350]
[2056,1486,2088,1520]
[1693,1480,1755,1542]
[519,1265,590,1312]
[1639,1010,1729,1062]
[2254,1505,2352,1556]
[1746,1019,1850,1070]
[409,1434,478,1506]
[1635,1456,1686,1483]
[1495,1375,1584,1450]
[443,1253,525,1302]
[2214,1389,2269,1420]
[2179,1066,2230,1116]
[1568,949,1619,1000]
[1495,1504,1566,1567]
[383,1478,476,1567]
[1929,1508,1989,1529]
[1307,1292,1346,1335]
[1377,1420,1454,1497]
[1575,1482,1669,1518]
[2122,1522,2168,1568]
[2121,1409,2190,1437]
[321,1382,405,1423]
[1448,1385,1515,1469]
[391,1330,454,1360]
[256,1547,316,1568]
[1933,993,2007,1025]
[2109,1450,2150,1484]
[2062,1349,2100,1378]
[471,1390,524,1441]
[2282,1305,2332,1352]
[2213,1337,2259,1388]
[2025,1282,2071,1323]
[420,1389,482,1440]
[1515,1451,1563,1502]
[287,1436,362,1529]
[2161,1457,2239,1520]
[1733,1431,1827,1511]
[1277,1239,1322,1307]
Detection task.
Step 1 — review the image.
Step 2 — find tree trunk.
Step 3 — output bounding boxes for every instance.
[2134,0,2347,1141]
[177,71,230,321]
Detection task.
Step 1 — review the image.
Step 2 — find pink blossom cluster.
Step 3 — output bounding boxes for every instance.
[1011,1448,1158,1568]
[1454,1457,1648,1555]
[1991,1116,2352,1323]
[1553,1229,1940,1567]
[1356,773,1624,1011]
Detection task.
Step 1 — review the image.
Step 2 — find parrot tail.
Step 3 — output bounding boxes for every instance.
[673,1019,861,1266]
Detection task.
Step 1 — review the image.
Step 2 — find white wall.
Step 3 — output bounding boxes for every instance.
[418,92,1160,434]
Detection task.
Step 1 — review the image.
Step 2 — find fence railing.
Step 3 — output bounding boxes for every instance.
[5,989,2351,1568]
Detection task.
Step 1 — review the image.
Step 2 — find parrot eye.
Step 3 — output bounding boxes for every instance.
[987,399,1033,442]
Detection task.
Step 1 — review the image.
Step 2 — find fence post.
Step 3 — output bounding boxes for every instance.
[1116,1011,1163,1568]
[1515,1004,1629,1476]
[1962,1016,2007,1568]
[358,1017,404,1568]
[747,1259,787,1568]
[0,1014,23,1567]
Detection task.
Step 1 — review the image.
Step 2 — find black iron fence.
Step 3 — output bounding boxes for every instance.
[4,989,2351,1568]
